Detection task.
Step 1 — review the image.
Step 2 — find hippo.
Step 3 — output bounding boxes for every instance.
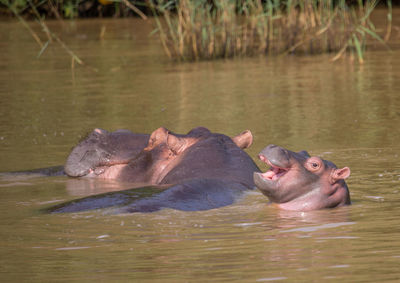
[46,130,352,214]
[64,127,254,180]
[48,127,259,213]
[254,145,351,211]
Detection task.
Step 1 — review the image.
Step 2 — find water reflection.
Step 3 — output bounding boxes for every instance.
[273,208,353,228]
[65,177,148,196]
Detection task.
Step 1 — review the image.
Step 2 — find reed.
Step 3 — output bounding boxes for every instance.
[149,0,392,63]
[0,0,144,71]
[0,0,147,19]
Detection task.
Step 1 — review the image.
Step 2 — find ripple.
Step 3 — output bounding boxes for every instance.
[55,246,90,251]
[279,222,356,233]
[256,277,287,281]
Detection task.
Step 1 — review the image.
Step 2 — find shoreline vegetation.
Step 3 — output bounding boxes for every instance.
[149,0,392,63]
[0,0,393,64]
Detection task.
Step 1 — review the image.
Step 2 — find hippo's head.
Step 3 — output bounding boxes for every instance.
[253,145,351,211]
[64,128,149,177]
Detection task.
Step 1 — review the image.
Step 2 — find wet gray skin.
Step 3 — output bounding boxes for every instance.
[64,127,254,180]
[253,145,351,211]
[91,126,258,185]
[64,129,149,177]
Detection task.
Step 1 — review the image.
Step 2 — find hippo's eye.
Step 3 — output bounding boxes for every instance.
[306,158,322,171]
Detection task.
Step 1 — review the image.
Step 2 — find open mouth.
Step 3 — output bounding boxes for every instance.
[259,154,288,181]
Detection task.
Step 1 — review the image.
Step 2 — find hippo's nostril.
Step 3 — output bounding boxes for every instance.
[258,154,267,163]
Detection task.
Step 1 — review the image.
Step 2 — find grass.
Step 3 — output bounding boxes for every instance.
[1,0,393,64]
[149,0,393,63]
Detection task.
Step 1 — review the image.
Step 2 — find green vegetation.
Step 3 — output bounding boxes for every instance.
[149,0,392,63]
[0,0,393,63]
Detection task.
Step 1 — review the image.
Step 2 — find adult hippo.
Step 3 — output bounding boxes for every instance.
[64,127,253,179]
[49,127,259,213]
[254,145,351,211]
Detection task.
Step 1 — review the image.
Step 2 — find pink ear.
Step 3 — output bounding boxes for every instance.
[94,128,108,135]
[332,167,351,182]
[147,127,169,149]
[232,130,253,149]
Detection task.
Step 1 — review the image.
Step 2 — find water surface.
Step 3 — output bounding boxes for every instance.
[1,10,400,282]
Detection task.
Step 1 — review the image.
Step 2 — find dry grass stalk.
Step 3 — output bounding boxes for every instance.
[150,0,391,63]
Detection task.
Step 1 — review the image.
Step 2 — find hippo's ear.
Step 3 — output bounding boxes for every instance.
[94,128,108,135]
[331,167,351,183]
[147,127,169,149]
[232,130,253,149]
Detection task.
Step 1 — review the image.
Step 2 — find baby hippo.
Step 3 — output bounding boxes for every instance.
[254,145,351,211]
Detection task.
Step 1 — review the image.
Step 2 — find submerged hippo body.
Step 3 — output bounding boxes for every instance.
[50,127,259,213]
[254,145,351,211]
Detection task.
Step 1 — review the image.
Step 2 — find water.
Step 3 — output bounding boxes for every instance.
[1,10,400,282]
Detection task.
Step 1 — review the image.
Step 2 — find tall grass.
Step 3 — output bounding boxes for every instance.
[0,0,147,19]
[2,0,392,64]
[149,0,392,63]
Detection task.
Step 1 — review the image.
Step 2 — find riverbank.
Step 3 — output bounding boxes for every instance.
[1,0,395,63]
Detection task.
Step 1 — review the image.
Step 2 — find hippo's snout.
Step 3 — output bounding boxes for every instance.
[259,144,292,169]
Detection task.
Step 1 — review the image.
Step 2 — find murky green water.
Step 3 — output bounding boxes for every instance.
[1,10,400,282]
